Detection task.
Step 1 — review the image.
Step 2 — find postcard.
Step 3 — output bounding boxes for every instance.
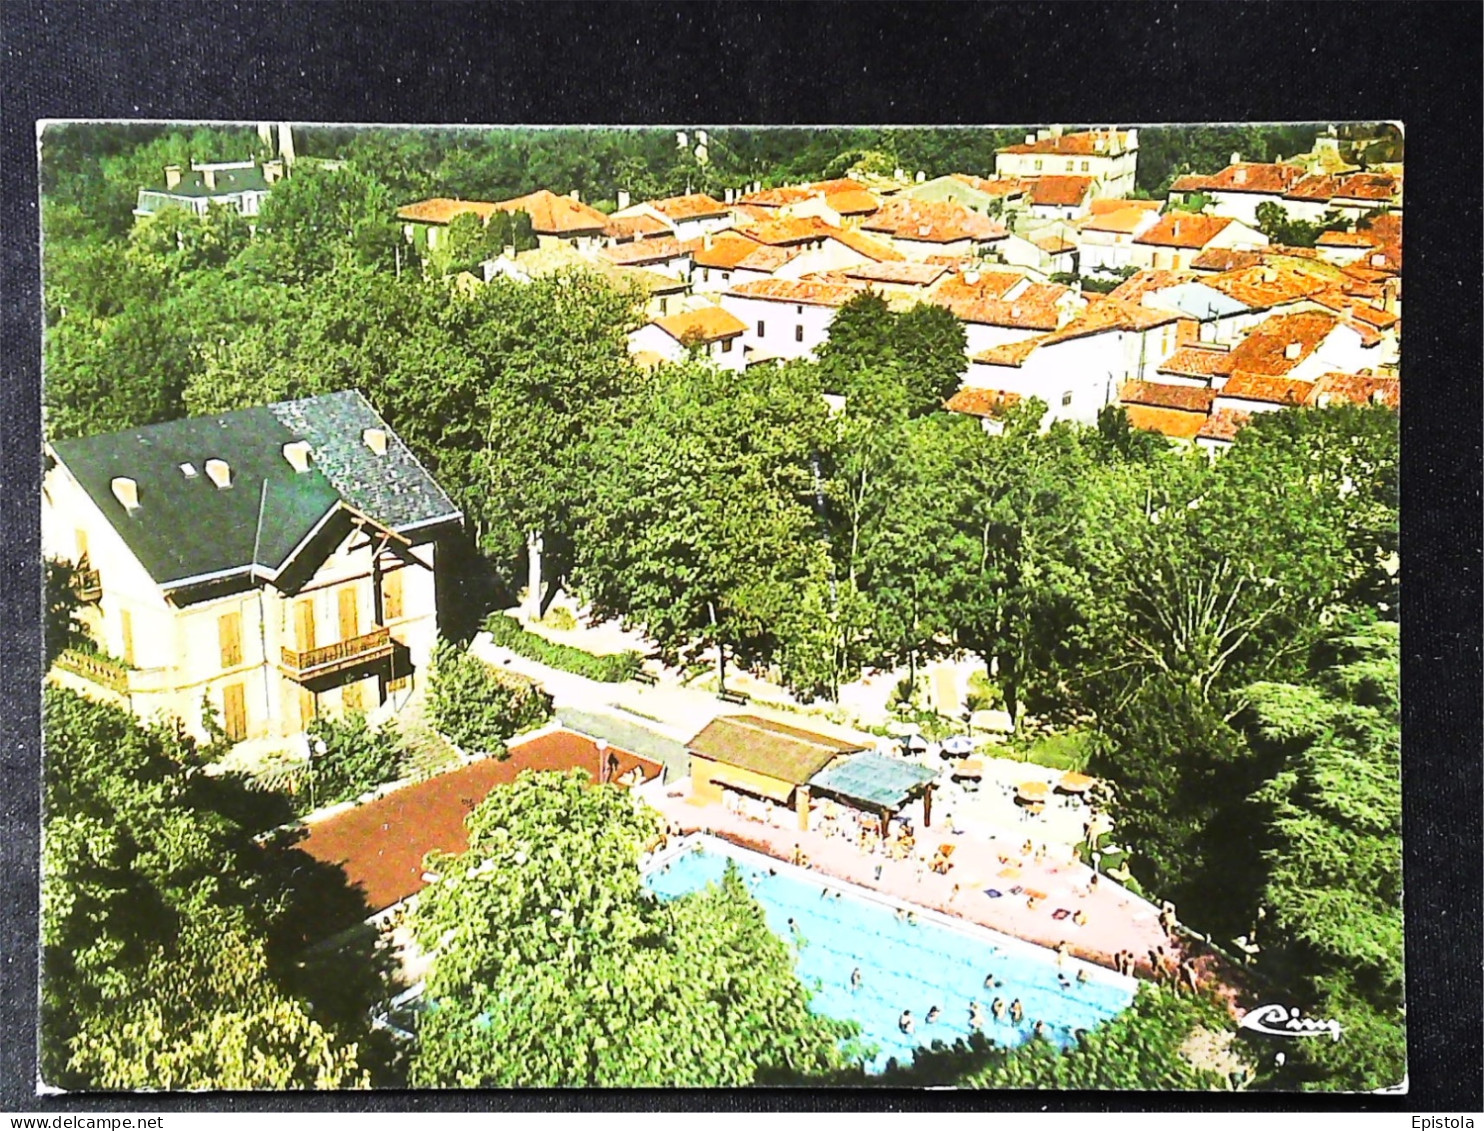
[37,121,1402,1092]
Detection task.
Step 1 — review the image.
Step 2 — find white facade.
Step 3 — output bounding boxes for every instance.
[627,323,745,372]
[719,294,840,361]
[1129,220,1268,272]
[1204,190,1286,227]
[994,129,1139,199]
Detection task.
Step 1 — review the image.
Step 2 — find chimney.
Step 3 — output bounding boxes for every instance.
[1177,318,1200,345]
[1370,388,1387,405]
[1011,304,1022,319]
[164,165,182,189]
[916,171,926,183]
[1037,128,1051,142]
[1124,129,1138,148]
[362,428,388,456]
[1233,168,1248,185]
[1370,253,1386,267]
[502,244,516,260]
[1024,134,1036,146]
[1284,342,1303,360]
[1315,392,1332,408]
[568,189,580,202]
[703,232,714,250]
[917,224,932,237]
[723,187,734,204]
[1094,136,1106,152]
[1260,267,1277,283]
[1172,219,1182,238]
[895,167,906,180]
[282,441,312,472]
[111,477,140,512]
[615,189,631,210]
[202,167,217,191]
[964,269,980,285]
[1050,124,1064,138]
[204,458,232,488]
[1231,152,1242,166]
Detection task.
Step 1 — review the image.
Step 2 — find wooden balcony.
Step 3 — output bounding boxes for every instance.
[280,626,395,681]
[55,647,128,694]
[71,568,102,603]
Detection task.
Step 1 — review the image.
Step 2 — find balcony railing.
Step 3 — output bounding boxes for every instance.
[71,568,102,603]
[280,626,394,680]
[55,647,129,694]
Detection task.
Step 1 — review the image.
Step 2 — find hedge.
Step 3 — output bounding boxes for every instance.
[484,614,644,683]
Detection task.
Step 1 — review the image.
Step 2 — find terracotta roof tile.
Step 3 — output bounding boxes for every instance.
[945,387,1024,417]
[822,188,883,215]
[1190,248,1263,273]
[734,215,845,246]
[598,236,688,267]
[736,244,802,272]
[649,193,730,221]
[492,188,610,235]
[1197,408,1252,443]
[862,198,1007,243]
[1025,175,1095,208]
[1090,198,1162,216]
[1316,230,1382,248]
[1311,371,1400,409]
[1285,171,1401,204]
[1306,290,1399,330]
[1203,263,1334,310]
[1033,234,1077,254]
[996,129,1134,157]
[1223,311,1341,378]
[933,278,1077,331]
[396,197,500,225]
[737,178,873,209]
[604,212,673,241]
[1218,373,1318,406]
[1181,162,1306,196]
[652,306,747,344]
[1106,269,1196,303]
[1135,213,1239,249]
[685,231,764,269]
[1119,381,1218,413]
[829,226,906,262]
[726,277,865,308]
[970,336,1045,367]
[949,174,1028,197]
[1124,404,1208,440]
[1158,345,1233,379]
[842,261,949,287]
[1079,206,1159,235]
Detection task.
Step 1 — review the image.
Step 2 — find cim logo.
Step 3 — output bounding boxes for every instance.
[1237,1002,1343,1042]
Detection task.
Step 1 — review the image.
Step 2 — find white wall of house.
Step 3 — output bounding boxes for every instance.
[963,334,1124,426]
[962,321,1043,357]
[1290,324,1381,380]
[772,238,876,279]
[1205,190,1284,226]
[720,294,839,361]
[886,235,973,260]
[667,214,730,242]
[627,323,745,372]
[995,144,1137,198]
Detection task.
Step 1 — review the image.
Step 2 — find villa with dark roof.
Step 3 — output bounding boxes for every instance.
[135,159,287,219]
[43,391,462,744]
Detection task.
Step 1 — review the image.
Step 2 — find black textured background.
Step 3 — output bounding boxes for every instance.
[2,0,1479,1114]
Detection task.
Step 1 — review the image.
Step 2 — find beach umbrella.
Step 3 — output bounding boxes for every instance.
[906,733,930,752]
[953,758,984,780]
[942,735,975,757]
[1016,780,1049,803]
[1058,771,1095,794]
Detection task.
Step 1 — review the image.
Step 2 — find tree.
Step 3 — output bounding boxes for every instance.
[44,556,87,665]
[41,688,378,1089]
[241,164,400,283]
[302,711,406,809]
[815,292,967,420]
[1244,619,1403,1091]
[427,638,553,753]
[576,358,829,686]
[409,773,853,1086]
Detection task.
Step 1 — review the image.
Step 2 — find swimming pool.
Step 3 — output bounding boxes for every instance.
[643,837,1136,1073]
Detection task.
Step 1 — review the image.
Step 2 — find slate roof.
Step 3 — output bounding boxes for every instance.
[143,164,271,198]
[687,715,866,786]
[51,391,460,591]
[808,751,937,811]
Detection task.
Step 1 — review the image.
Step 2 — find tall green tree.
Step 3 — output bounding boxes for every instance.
[410,772,853,1086]
[1245,619,1403,1091]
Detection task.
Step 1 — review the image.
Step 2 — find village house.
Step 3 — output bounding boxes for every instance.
[44,391,462,745]
[633,193,732,241]
[686,231,777,293]
[899,173,1028,218]
[598,235,693,279]
[1138,259,1339,345]
[1074,199,1162,275]
[1129,213,1268,272]
[135,158,287,219]
[627,306,748,372]
[860,198,1008,260]
[1022,175,1097,221]
[994,127,1140,199]
[720,276,865,363]
[942,387,1025,436]
[1211,309,1384,385]
[1167,158,1307,226]
[480,244,689,318]
[602,210,673,244]
[398,188,610,254]
[1280,171,1402,223]
[734,178,882,228]
[1116,380,1219,441]
[927,269,1085,356]
[959,299,1185,426]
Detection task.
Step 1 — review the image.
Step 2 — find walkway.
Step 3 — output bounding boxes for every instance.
[647,784,1170,976]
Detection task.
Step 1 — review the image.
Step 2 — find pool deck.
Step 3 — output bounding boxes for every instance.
[648,784,1173,978]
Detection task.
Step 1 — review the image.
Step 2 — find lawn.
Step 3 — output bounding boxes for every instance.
[1012,728,1094,772]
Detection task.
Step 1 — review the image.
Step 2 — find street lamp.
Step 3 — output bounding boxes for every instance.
[309,735,327,811]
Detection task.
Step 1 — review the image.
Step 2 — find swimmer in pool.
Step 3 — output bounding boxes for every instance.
[1033,1020,1049,1039]
[991,997,1006,1021]
[899,1010,915,1035]
[1010,999,1024,1024]
[983,972,995,989]
[1077,968,1090,985]
[968,1001,985,1030]
[926,1005,941,1024]
[850,967,863,991]
[906,911,919,926]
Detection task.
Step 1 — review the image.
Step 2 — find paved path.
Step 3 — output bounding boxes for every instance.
[647,785,1170,976]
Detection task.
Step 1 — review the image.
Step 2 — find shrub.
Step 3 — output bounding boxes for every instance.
[540,605,578,632]
[428,638,553,754]
[304,711,405,809]
[484,614,643,683]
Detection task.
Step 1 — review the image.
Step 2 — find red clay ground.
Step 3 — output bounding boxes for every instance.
[296,728,661,913]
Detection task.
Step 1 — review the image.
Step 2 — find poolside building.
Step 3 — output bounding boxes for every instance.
[685,714,867,830]
[806,750,938,831]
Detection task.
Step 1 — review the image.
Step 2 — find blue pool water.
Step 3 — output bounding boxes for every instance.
[644,840,1135,1073]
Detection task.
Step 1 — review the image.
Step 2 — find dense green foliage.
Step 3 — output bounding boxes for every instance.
[410,773,855,1086]
[304,712,407,810]
[41,688,379,1089]
[427,638,554,753]
[1254,201,1351,249]
[880,985,1247,1089]
[484,612,643,682]
[1245,620,1403,1091]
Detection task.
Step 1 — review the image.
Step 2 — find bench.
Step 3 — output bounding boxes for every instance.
[630,670,659,686]
[716,688,750,705]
